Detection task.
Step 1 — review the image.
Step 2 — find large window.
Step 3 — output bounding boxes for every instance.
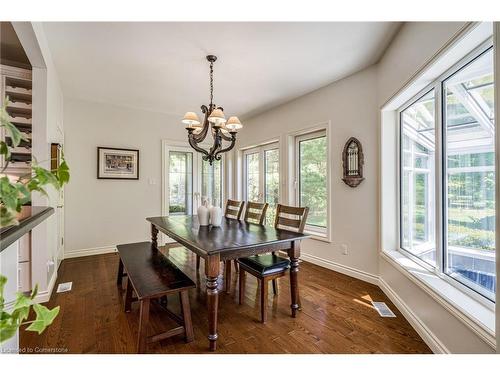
[243,143,280,224]
[296,130,328,232]
[399,43,495,301]
[202,159,222,207]
[168,151,193,215]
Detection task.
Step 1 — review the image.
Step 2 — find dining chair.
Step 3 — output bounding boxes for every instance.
[222,201,269,292]
[195,199,245,274]
[237,204,309,323]
[244,201,269,225]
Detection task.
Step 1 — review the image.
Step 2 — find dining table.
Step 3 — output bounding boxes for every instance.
[146,214,309,351]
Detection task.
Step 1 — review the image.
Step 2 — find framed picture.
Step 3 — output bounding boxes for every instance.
[97,147,139,180]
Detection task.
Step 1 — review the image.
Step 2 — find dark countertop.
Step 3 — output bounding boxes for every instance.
[0,206,54,252]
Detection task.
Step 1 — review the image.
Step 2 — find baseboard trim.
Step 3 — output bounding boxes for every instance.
[378,277,449,354]
[300,252,379,285]
[64,245,117,259]
[33,268,58,304]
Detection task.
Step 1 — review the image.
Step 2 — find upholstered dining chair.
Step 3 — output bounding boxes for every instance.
[195,199,245,272]
[237,204,309,323]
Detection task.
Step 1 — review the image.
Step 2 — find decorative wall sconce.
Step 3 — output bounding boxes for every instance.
[342,137,364,188]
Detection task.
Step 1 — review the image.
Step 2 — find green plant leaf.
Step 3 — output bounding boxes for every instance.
[57,159,70,186]
[0,99,26,148]
[0,275,7,310]
[25,304,59,334]
[0,319,18,343]
[0,206,18,227]
[0,141,10,159]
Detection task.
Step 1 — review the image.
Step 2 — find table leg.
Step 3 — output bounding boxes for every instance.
[288,240,301,318]
[151,224,158,250]
[205,254,220,351]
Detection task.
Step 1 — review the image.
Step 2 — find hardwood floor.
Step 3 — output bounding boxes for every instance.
[20,245,432,354]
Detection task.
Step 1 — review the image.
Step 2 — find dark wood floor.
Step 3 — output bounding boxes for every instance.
[20,246,431,354]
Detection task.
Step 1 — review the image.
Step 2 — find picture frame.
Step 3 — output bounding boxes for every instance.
[97,147,139,180]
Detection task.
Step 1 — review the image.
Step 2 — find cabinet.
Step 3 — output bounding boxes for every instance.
[1,65,33,176]
[1,65,33,293]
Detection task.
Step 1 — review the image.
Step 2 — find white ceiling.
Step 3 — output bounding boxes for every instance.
[43,22,401,120]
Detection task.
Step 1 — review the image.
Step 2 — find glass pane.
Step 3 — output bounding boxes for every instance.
[400,90,436,266]
[246,153,260,202]
[202,159,222,207]
[168,151,193,215]
[264,148,279,225]
[444,48,496,300]
[299,135,327,228]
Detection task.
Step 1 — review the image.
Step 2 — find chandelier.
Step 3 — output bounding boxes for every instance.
[182,55,243,165]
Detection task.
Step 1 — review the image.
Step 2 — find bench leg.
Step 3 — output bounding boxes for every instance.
[117,258,124,286]
[196,255,201,271]
[137,298,150,353]
[224,260,231,294]
[233,260,239,273]
[125,278,133,312]
[260,278,268,323]
[238,268,246,305]
[180,291,194,343]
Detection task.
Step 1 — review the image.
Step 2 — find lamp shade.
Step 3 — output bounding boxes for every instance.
[225,116,243,131]
[208,108,226,126]
[182,112,201,129]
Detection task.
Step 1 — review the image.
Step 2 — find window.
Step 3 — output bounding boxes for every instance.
[398,43,495,301]
[264,148,280,224]
[202,159,222,206]
[168,151,193,215]
[243,143,280,224]
[245,152,260,202]
[443,48,495,300]
[400,91,436,266]
[296,130,328,233]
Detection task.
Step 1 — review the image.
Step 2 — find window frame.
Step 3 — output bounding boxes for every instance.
[396,39,496,305]
[293,128,330,239]
[398,88,438,268]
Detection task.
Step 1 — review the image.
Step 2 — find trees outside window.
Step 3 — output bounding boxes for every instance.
[296,130,328,232]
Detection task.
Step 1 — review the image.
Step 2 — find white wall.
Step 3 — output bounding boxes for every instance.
[63,98,183,255]
[377,22,495,353]
[240,66,379,281]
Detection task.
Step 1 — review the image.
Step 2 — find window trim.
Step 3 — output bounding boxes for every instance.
[396,39,496,305]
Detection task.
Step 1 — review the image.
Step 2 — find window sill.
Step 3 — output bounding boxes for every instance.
[304,229,331,243]
[381,249,496,349]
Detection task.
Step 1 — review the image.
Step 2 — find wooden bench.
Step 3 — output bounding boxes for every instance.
[116,241,196,353]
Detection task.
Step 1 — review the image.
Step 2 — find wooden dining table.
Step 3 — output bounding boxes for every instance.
[146,215,309,351]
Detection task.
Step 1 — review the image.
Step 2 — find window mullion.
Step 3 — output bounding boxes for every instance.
[435,82,445,275]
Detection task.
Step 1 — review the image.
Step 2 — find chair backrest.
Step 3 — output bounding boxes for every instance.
[244,201,269,225]
[225,199,245,220]
[274,204,309,233]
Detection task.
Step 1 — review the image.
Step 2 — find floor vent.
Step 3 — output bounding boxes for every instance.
[56,282,73,293]
[372,302,396,317]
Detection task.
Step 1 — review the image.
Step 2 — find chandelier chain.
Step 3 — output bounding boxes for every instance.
[210,60,214,106]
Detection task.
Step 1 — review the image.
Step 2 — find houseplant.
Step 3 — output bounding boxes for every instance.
[0,97,69,344]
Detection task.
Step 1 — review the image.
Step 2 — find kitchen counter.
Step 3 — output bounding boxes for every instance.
[0,206,54,252]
